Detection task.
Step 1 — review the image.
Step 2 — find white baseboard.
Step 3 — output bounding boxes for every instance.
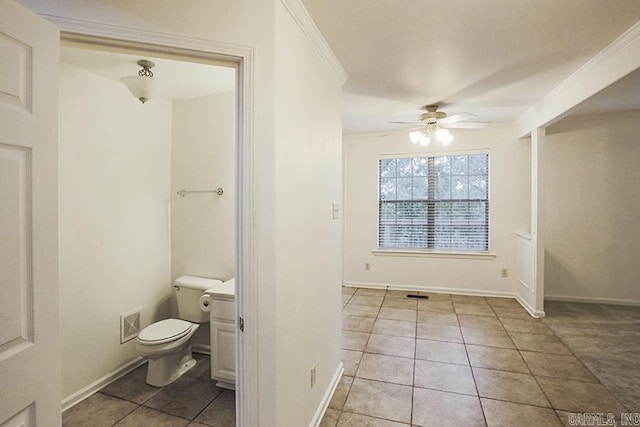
[309,362,344,427]
[514,294,546,318]
[193,343,211,355]
[343,281,515,299]
[545,294,640,307]
[344,281,545,318]
[61,356,147,412]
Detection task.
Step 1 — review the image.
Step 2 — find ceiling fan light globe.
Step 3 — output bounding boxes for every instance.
[418,134,431,146]
[435,128,450,139]
[441,133,454,146]
[409,130,422,144]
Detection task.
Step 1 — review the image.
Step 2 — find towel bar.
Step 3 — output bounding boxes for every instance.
[176,187,224,197]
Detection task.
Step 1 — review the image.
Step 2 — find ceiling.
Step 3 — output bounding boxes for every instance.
[61,46,236,102]
[300,0,640,134]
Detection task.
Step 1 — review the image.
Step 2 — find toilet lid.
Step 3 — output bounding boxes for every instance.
[138,318,193,344]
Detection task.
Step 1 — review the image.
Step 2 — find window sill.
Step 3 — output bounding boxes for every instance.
[372,249,497,260]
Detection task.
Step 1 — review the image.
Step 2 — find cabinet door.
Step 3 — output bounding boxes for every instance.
[211,321,236,383]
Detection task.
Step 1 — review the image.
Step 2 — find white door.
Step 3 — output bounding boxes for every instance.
[0,1,60,425]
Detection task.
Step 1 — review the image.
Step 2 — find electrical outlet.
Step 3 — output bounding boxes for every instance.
[365,263,371,271]
[310,364,317,388]
[501,268,509,278]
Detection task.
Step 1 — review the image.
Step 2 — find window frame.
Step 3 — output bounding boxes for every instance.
[376,150,491,256]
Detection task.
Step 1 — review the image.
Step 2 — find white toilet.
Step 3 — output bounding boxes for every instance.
[136,275,222,387]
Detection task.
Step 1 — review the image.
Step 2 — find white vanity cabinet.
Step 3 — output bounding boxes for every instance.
[210,298,235,388]
[205,279,236,390]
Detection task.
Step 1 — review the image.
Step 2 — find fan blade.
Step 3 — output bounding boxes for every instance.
[443,121,492,129]
[378,124,424,138]
[438,112,476,126]
[389,121,422,125]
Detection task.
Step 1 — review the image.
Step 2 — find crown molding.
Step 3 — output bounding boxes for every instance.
[279,0,349,84]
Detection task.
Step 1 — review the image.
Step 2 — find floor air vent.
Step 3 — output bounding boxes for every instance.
[120,309,142,344]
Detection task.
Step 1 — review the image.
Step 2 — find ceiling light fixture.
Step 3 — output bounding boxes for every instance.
[120,59,157,104]
[409,122,453,147]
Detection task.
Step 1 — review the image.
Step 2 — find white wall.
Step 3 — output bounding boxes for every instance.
[344,127,531,296]
[171,92,236,281]
[545,112,640,304]
[59,62,172,398]
[273,2,344,425]
[171,92,236,348]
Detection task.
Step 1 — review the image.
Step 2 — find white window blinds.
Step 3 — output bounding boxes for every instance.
[378,153,489,252]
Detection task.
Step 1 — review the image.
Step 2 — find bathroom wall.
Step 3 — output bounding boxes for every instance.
[545,112,640,305]
[343,127,531,296]
[171,91,236,347]
[59,61,172,399]
[171,92,236,282]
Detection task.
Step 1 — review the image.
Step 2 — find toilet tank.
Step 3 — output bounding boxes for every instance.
[174,276,222,323]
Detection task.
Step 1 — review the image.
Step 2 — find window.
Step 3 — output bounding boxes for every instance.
[378,153,489,252]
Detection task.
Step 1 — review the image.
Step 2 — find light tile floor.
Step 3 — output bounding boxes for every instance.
[322,287,638,427]
[62,354,235,427]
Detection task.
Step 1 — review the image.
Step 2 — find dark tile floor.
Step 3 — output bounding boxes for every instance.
[543,300,640,412]
[321,287,639,427]
[62,354,235,427]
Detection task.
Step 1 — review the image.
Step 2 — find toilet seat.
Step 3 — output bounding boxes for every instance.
[138,319,193,345]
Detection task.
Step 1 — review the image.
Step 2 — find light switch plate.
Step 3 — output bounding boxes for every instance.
[332,202,340,219]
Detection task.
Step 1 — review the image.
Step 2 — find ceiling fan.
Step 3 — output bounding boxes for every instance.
[391,104,490,146]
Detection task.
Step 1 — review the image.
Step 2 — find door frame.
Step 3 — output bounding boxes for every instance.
[53,19,257,426]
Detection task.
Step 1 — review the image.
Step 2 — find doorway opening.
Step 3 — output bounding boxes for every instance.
[57,32,254,426]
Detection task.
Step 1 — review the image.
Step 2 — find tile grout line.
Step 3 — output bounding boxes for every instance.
[463,296,489,427]
[186,388,226,425]
[494,305,597,422]
[543,307,638,413]
[336,288,356,426]
[339,287,382,421]
[517,316,628,418]
[105,393,138,427]
[410,290,418,426]
[491,302,562,420]
[346,287,419,425]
